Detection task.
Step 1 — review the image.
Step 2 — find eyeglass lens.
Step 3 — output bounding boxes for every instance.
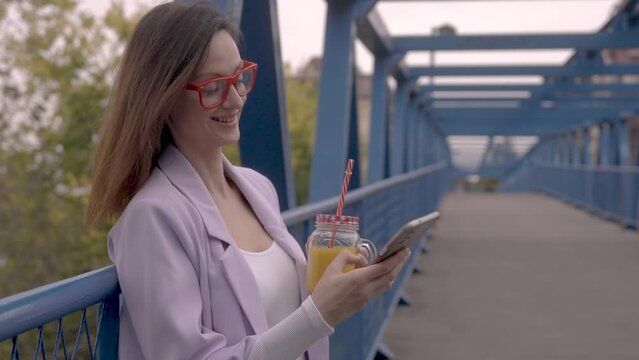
[201,67,255,107]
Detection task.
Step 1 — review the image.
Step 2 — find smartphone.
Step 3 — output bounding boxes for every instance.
[371,211,440,264]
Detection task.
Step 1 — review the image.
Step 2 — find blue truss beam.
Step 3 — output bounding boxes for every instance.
[419,83,639,93]
[409,64,639,77]
[440,119,591,136]
[391,81,413,175]
[356,7,392,57]
[430,101,639,109]
[428,97,639,102]
[348,61,361,189]
[393,32,639,51]
[477,136,494,176]
[235,0,296,210]
[432,107,630,119]
[367,54,394,183]
[309,1,357,202]
[437,108,635,136]
[356,7,410,82]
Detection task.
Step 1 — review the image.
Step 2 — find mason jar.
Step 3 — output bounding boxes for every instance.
[306,214,376,292]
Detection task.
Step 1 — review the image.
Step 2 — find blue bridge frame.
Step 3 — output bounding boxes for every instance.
[2,0,639,359]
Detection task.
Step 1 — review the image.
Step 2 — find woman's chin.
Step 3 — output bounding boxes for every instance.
[216,131,240,147]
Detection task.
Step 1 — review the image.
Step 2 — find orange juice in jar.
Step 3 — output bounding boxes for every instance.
[306,214,376,292]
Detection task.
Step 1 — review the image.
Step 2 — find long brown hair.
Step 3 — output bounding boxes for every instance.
[86,2,239,229]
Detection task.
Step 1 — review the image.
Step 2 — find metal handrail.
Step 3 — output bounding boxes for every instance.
[282,162,448,225]
[535,162,639,173]
[0,266,119,341]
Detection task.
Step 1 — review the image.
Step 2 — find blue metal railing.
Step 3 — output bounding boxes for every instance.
[0,162,451,360]
[284,161,449,360]
[503,162,639,228]
[0,267,120,359]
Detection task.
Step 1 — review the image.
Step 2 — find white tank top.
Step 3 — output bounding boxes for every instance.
[240,241,302,329]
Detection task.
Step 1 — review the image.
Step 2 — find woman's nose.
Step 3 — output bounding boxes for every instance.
[222,83,245,108]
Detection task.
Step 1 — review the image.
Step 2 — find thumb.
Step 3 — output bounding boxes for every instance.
[326,250,365,273]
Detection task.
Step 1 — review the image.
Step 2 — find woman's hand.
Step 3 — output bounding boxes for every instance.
[310,248,411,327]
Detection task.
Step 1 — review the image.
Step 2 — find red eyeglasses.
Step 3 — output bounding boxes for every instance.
[186,60,258,109]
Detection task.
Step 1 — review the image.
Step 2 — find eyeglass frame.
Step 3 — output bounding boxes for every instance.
[185,60,258,109]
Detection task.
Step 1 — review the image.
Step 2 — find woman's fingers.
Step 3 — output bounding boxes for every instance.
[310,246,414,328]
[356,248,410,281]
[359,248,410,294]
[356,247,369,268]
[326,250,366,275]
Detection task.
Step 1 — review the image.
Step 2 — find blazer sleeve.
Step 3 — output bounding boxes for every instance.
[109,198,258,360]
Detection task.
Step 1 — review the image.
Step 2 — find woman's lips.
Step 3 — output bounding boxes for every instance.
[211,115,236,124]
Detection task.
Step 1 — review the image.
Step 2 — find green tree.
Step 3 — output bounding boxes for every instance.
[0,0,143,297]
[285,76,318,205]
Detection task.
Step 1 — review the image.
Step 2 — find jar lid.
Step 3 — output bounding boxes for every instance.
[315,214,359,226]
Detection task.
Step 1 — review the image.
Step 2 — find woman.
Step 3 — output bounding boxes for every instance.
[86,3,409,360]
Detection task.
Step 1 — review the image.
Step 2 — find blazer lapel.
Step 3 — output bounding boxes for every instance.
[157,145,233,246]
[222,158,328,358]
[158,146,315,337]
[157,145,269,334]
[220,246,269,334]
[223,158,310,299]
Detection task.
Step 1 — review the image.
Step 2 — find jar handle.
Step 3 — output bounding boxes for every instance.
[359,239,377,264]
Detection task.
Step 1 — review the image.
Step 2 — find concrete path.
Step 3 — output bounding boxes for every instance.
[381,192,639,360]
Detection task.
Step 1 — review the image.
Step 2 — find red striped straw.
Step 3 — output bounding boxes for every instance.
[329,159,355,247]
[336,159,354,216]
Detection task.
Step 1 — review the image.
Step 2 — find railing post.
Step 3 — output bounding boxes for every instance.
[597,122,609,214]
[348,61,361,189]
[368,54,399,184]
[552,136,558,164]
[609,121,622,219]
[635,116,639,226]
[405,100,418,172]
[582,126,595,210]
[571,129,580,165]
[391,81,412,176]
[97,292,120,360]
[416,104,427,170]
[570,129,581,204]
[421,115,431,167]
[550,134,569,193]
[617,118,638,228]
[414,105,423,170]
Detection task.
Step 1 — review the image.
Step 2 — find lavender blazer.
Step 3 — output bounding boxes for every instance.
[108,145,329,360]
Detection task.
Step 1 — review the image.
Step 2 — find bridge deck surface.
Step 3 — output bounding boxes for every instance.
[381,192,639,360]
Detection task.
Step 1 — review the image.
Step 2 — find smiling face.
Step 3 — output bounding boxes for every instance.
[169,30,245,154]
